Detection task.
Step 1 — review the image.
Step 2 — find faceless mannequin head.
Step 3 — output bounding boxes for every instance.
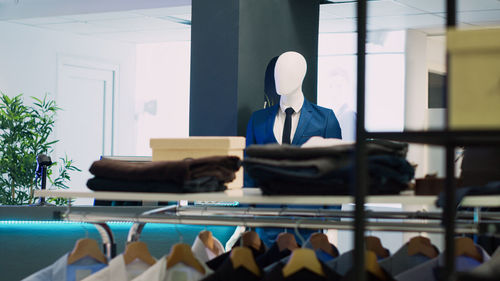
[274,51,307,96]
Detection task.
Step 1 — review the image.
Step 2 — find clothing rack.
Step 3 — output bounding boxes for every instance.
[36,190,500,258]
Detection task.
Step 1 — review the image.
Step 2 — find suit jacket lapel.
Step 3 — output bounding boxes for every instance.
[292,99,312,145]
[266,105,279,143]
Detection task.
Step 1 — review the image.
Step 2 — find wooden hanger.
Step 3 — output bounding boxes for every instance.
[309,232,338,257]
[241,231,261,251]
[455,237,483,262]
[365,236,390,259]
[67,238,108,265]
[230,246,261,277]
[407,236,439,258]
[277,232,299,252]
[123,241,156,266]
[167,243,205,274]
[282,248,325,277]
[366,250,387,281]
[199,230,220,255]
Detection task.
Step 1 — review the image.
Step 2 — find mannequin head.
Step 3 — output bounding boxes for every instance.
[274,51,307,97]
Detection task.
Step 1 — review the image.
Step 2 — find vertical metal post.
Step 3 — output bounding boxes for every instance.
[447,0,456,27]
[354,0,367,281]
[444,145,456,281]
[444,1,456,280]
[39,165,47,205]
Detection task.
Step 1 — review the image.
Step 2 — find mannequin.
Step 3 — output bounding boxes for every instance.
[273,51,306,144]
[244,51,342,246]
[245,51,342,171]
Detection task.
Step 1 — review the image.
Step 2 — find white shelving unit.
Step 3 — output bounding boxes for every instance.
[34,189,500,207]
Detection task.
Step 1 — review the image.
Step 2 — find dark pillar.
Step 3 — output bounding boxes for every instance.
[190,0,320,136]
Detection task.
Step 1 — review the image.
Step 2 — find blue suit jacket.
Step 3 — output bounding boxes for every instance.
[246,99,342,148]
[244,99,342,246]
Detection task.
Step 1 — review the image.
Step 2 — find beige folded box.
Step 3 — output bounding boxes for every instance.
[150,137,245,189]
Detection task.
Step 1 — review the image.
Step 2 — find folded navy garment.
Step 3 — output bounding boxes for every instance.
[245,140,408,161]
[436,181,500,208]
[243,155,413,195]
[87,176,226,193]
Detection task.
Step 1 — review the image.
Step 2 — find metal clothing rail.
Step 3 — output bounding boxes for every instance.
[56,204,500,222]
[62,209,482,235]
[52,204,500,245]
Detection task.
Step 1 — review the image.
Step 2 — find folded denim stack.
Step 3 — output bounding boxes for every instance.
[87,156,241,193]
[243,140,413,195]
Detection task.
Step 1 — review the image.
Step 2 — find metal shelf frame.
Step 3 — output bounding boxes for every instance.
[353,0,499,280]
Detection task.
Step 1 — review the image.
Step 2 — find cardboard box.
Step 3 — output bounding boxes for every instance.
[447,28,500,129]
[150,137,245,189]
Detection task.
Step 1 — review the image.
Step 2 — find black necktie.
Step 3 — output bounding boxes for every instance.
[282,107,294,145]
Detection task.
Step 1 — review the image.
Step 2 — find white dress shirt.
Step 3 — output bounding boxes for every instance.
[273,98,303,144]
[470,247,500,276]
[81,254,152,281]
[191,235,225,263]
[22,253,107,281]
[131,255,213,281]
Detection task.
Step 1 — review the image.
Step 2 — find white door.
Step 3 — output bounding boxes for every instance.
[56,57,116,205]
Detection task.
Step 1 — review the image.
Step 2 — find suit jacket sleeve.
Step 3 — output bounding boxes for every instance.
[325,109,342,139]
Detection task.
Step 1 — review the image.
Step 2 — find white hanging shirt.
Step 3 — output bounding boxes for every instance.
[131,255,213,281]
[273,98,303,144]
[81,254,152,281]
[22,253,107,281]
[191,235,225,263]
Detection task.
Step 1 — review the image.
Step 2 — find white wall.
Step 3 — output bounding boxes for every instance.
[135,42,191,155]
[318,31,406,141]
[0,21,137,158]
[404,30,428,179]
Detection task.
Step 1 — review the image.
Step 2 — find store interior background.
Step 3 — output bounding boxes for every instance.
[1,0,500,256]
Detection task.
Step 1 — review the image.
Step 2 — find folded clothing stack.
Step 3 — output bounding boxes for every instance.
[243,140,414,195]
[87,156,241,193]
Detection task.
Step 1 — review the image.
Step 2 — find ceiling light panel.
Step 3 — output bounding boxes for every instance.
[457,10,500,24]
[88,16,188,32]
[132,6,191,17]
[38,21,120,34]
[63,11,142,22]
[368,14,445,30]
[8,16,76,25]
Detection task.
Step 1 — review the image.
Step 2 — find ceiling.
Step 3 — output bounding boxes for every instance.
[3,0,500,44]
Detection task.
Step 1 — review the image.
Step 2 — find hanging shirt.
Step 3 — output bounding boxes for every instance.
[262,259,342,281]
[255,242,292,269]
[202,257,262,281]
[130,255,212,281]
[304,237,340,263]
[457,247,500,280]
[206,240,267,271]
[326,248,390,276]
[395,245,491,281]
[273,99,303,144]
[341,268,396,281]
[191,235,225,263]
[81,254,151,281]
[378,243,438,276]
[22,253,107,281]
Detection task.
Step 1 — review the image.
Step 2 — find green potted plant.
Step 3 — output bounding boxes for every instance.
[0,92,80,205]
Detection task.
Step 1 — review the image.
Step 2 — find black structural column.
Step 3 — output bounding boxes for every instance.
[190,0,320,136]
